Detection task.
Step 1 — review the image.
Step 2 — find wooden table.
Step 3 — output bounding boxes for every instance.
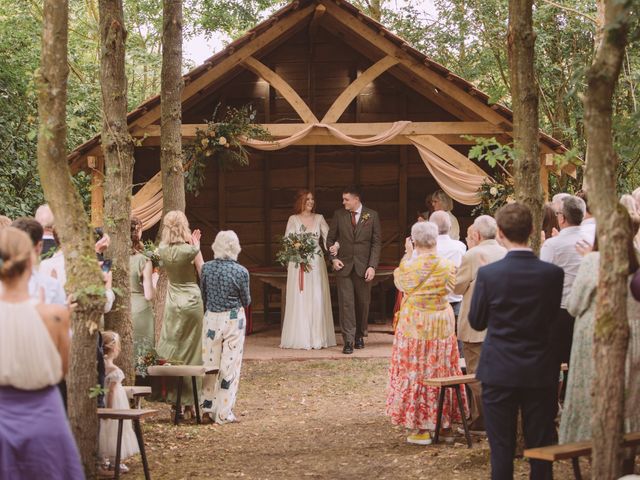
[250,265,396,331]
[97,408,157,480]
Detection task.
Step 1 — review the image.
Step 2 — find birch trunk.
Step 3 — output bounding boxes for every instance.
[507,0,543,253]
[37,1,104,476]
[99,0,135,382]
[583,0,632,477]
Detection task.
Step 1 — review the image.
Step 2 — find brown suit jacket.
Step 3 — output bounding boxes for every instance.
[327,207,381,277]
[454,239,507,343]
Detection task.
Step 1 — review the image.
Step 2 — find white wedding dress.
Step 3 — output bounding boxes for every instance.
[280,214,337,349]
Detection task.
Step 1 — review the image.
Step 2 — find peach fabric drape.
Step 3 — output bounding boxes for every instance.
[130,121,489,230]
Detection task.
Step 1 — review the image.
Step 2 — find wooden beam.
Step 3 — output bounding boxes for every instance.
[320,0,510,127]
[309,4,326,39]
[89,155,104,227]
[130,3,316,129]
[409,134,488,177]
[243,56,319,123]
[133,122,505,139]
[321,55,399,123]
[399,146,408,257]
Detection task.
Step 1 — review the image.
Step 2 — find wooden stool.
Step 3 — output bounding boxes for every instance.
[524,431,640,480]
[424,374,477,448]
[97,408,156,480]
[146,365,218,425]
[124,386,152,409]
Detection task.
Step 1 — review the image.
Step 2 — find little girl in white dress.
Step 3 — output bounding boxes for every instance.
[99,331,139,472]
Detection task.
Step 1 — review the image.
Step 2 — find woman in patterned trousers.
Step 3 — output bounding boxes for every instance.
[200,230,251,424]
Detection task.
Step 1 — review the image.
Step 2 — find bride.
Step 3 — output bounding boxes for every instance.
[280,190,337,349]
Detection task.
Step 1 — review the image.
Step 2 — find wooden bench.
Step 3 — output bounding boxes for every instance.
[146,365,219,425]
[424,373,478,448]
[524,431,640,480]
[98,408,156,480]
[124,386,152,409]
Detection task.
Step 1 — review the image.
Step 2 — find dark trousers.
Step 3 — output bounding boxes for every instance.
[483,383,557,480]
[336,268,372,344]
[556,308,575,365]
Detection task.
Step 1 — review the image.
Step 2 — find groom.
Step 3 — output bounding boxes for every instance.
[327,186,381,354]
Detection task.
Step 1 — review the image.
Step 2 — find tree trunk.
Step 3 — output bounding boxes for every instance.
[99,0,135,382]
[37,1,105,476]
[507,0,543,253]
[583,0,632,477]
[154,0,186,340]
[160,0,185,216]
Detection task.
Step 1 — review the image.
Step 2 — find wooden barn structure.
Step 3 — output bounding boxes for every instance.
[68,0,572,317]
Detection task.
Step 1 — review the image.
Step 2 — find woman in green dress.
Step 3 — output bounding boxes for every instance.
[130,217,155,355]
[156,210,204,416]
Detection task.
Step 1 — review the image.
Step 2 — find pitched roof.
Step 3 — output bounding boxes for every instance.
[68,0,567,169]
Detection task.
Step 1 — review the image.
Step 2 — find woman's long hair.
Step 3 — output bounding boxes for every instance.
[160,211,191,246]
[131,217,144,253]
[293,190,314,215]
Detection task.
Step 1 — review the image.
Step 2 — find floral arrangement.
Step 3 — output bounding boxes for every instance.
[472,170,515,216]
[276,227,321,273]
[135,341,163,377]
[184,104,271,195]
[142,240,160,268]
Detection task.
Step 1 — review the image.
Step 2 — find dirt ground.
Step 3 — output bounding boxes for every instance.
[124,358,583,480]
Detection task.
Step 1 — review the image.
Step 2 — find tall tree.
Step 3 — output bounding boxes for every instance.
[507,0,543,252]
[99,0,135,381]
[36,0,104,476]
[583,0,633,476]
[153,0,186,334]
[160,0,186,215]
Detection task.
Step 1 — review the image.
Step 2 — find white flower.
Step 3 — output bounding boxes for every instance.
[489,186,498,196]
[218,136,227,145]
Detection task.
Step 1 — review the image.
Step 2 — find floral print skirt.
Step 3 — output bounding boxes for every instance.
[386,333,468,431]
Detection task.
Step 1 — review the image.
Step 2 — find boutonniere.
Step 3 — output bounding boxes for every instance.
[361,212,371,223]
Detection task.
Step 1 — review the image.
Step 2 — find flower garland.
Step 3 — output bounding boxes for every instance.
[185,104,271,195]
[472,170,515,216]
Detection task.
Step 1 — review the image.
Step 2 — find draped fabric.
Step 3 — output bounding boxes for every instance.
[130,121,489,230]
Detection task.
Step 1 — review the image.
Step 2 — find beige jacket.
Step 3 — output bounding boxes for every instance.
[454,239,507,343]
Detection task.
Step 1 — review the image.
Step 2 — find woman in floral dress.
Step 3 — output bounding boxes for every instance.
[386,221,467,445]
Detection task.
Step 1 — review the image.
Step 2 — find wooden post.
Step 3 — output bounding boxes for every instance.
[263,154,272,265]
[89,155,104,227]
[399,146,408,256]
[308,147,316,192]
[218,164,226,230]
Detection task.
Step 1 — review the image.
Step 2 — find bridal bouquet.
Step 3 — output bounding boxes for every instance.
[276,227,321,272]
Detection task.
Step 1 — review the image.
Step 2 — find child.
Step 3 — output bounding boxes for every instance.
[98,331,139,473]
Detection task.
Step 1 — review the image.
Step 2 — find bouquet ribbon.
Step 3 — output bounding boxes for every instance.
[299,264,305,292]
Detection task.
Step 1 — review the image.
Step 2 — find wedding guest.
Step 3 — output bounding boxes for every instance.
[98,331,139,474]
[453,216,506,434]
[541,203,559,241]
[387,221,467,445]
[201,231,251,424]
[280,190,336,350]
[469,203,564,480]
[430,189,460,240]
[429,210,466,319]
[35,204,56,258]
[156,210,204,418]
[0,227,83,479]
[633,187,640,211]
[540,195,586,367]
[39,229,67,287]
[0,215,11,230]
[130,217,155,353]
[560,215,640,446]
[575,190,596,246]
[11,217,65,305]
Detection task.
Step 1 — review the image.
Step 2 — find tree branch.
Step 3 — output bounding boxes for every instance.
[540,0,597,24]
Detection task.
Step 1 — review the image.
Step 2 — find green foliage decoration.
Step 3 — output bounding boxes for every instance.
[184,104,271,195]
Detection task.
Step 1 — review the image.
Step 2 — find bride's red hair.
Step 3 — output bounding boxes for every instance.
[293,190,314,214]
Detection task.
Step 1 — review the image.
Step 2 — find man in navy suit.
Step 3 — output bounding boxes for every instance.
[469,203,564,480]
